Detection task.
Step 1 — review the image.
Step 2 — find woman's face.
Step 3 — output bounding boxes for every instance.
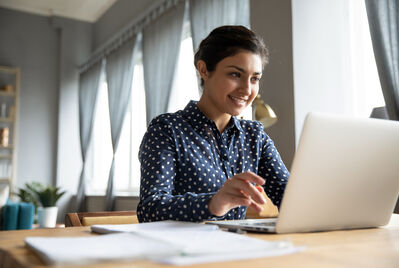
[199,51,263,117]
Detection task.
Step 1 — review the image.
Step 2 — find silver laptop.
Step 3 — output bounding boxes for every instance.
[207,112,399,233]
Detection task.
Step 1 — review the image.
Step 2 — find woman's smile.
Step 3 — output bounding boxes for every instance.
[228,95,249,107]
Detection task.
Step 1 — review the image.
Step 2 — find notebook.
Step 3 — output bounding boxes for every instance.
[207,112,399,233]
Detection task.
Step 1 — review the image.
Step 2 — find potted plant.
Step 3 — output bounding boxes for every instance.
[16,182,65,228]
[14,182,40,211]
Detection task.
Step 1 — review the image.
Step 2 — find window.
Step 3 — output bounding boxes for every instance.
[89,76,113,195]
[168,21,200,113]
[89,22,201,195]
[349,0,385,117]
[113,57,146,195]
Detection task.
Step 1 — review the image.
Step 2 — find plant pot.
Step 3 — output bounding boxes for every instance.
[37,206,58,228]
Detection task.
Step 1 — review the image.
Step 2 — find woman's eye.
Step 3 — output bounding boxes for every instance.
[230,72,240,78]
[251,77,260,83]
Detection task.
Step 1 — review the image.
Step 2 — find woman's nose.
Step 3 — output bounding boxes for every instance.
[239,78,251,94]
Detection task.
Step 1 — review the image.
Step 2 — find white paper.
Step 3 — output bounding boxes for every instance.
[141,229,304,265]
[25,233,183,265]
[91,220,219,234]
[26,221,303,265]
[158,246,304,266]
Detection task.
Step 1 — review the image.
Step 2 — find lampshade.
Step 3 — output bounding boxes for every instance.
[253,94,277,128]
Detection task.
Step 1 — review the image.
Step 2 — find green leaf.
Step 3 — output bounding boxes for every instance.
[17,181,66,207]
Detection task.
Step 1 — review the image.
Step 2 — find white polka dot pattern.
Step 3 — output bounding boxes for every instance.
[137,101,289,222]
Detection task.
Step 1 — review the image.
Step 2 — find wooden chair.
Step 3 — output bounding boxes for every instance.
[65,211,138,227]
[246,191,279,219]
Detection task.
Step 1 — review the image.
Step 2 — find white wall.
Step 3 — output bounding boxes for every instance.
[292,0,353,144]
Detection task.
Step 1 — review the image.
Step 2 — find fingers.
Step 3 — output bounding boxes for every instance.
[208,172,267,216]
[233,171,265,186]
[225,193,265,211]
[248,200,264,212]
[230,178,265,205]
[228,191,264,213]
[228,195,252,207]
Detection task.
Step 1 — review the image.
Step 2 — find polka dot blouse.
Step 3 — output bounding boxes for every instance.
[137,100,289,222]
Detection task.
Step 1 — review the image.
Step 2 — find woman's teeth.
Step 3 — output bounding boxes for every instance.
[229,96,246,104]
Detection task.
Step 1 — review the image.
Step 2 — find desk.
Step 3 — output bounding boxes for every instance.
[1,214,399,268]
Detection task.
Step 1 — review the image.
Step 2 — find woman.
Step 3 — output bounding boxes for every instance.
[137,25,289,222]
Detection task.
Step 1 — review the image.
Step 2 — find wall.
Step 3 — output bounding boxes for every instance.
[0,8,92,221]
[0,8,59,188]
[93,0,161,51]
[250,0,296,169]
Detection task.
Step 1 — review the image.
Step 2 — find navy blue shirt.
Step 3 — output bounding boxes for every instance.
[137,101,289,222]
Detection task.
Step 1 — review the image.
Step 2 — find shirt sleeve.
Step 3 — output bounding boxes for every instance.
[257,125,290,209]
[137,117,222,222]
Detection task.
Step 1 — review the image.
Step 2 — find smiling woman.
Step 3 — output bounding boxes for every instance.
[196,51,262,133]
[137,26,289,223]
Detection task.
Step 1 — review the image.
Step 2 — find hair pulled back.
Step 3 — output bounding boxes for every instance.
[194,25,268,86]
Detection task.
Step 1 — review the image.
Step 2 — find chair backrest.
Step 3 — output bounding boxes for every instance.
[65,211,138,227]
[245,191,279,219]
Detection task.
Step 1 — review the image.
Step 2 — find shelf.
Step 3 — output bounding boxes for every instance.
[0,65,18,190]
[0,66,18,74]
[0,177,10,183]
[0,91,15,97]
[0,145,13,150]
[0,117,13,122]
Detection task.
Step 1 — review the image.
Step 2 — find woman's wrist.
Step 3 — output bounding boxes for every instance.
[208,194,226,217]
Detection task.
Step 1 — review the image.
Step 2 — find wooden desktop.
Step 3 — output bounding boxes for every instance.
[0,214,398,268]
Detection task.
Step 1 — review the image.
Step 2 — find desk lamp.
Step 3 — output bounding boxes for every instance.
[253,94,277,128]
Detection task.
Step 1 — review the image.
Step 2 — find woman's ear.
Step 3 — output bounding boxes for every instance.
[196,60,209,81]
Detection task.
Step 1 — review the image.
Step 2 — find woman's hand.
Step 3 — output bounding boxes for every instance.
[208,171,266,217]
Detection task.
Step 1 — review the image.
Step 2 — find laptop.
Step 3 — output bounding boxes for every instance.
[206,112,399,233]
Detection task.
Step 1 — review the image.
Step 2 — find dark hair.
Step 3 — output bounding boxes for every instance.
[194,25,268,86]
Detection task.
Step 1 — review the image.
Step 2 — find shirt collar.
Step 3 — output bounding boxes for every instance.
[182,100,243,133]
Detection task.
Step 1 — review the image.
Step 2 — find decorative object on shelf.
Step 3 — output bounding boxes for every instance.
[0,84,13,92]
[0,127,9,147]
[253,94,277,128]
[15,182,65,228]
[1,199,34,230]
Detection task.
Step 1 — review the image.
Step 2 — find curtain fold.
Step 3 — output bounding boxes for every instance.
[143,1,185,125]
[365,0,399,120]
[104,37,137,211]
[189,0,250,93]
[76,60,104,212]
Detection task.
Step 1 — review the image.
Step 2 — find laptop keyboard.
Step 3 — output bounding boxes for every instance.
[241,221,276,227]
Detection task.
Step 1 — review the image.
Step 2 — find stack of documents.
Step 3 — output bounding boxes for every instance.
[25,221,303,265]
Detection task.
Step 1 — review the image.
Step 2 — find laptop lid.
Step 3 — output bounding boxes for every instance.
[276,112,399,233]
